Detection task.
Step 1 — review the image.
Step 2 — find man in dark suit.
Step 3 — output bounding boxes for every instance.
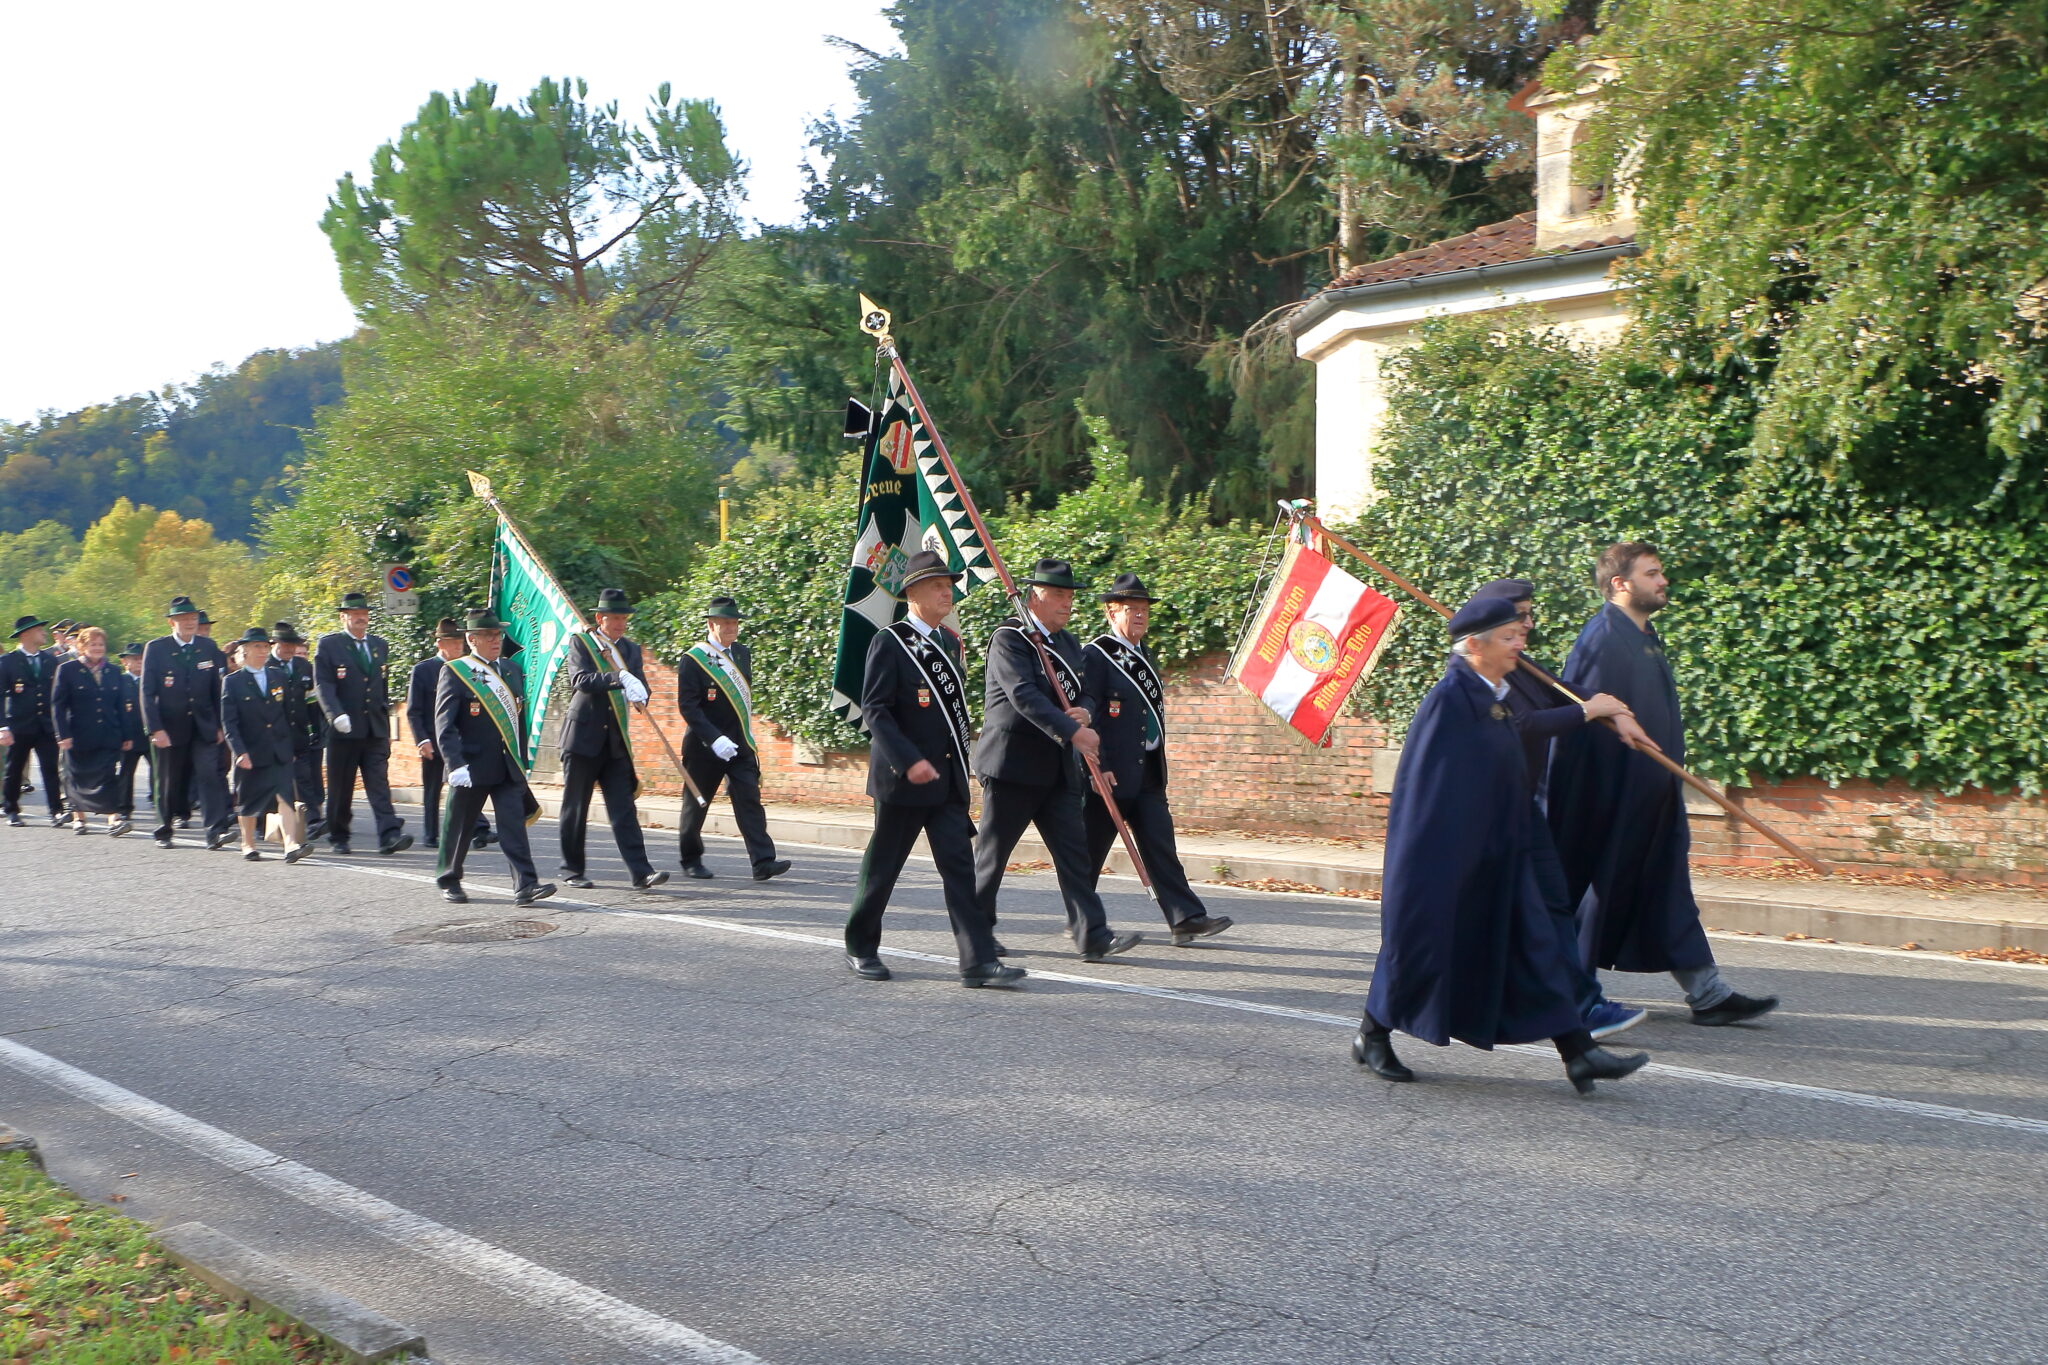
[557,589,666,890]
[673,595,789,881]
[269,623,328,842]
[1079,573,1233,946]
[139,596,234,849]
[220,628,311,863]
[406,617,490,853]
[433,609,551,907]
[971,559,1142,962]
[117,641,150,825]
[1,615,65,827]
[843,552,1021,988]
[314,591,411,855]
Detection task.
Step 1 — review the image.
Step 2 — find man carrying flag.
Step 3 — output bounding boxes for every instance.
[558,589,668,891]
[675,595,788,882]
[434,609,550,907]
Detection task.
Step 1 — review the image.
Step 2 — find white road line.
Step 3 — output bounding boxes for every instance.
[310,858,2048,1140]
[0,1037,766,1365]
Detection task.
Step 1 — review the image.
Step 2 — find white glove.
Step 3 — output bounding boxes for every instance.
[621,674,649,705]
[332,713,354,736]
[447,765,472,788]
[711,735,740,762]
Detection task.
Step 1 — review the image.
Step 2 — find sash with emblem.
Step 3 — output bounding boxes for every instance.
[886,620,974,768]
[1086,634,1165,748]
[685,642,756,751]
[994,618,1082,705]
[579,631,640,790]
[445,655,527,770]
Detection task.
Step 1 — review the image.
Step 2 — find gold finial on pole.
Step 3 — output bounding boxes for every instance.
[465,470,495,501]
[857,293,894,349]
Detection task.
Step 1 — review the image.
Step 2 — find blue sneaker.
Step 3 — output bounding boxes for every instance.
[1587,1000,1648,1040]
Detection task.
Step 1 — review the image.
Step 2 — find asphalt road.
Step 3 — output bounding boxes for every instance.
[4,799,2047,1365]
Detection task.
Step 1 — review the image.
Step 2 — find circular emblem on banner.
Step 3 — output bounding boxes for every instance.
[1287,619,1339,675]
[538,621,560,656]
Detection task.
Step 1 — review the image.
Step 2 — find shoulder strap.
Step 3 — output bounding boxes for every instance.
[887,621,974,766]
[1087,635,1166,740]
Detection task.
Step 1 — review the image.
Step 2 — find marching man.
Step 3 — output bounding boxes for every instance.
[557,589,667,890]
[433,609,551,907]
[674,596,789,882]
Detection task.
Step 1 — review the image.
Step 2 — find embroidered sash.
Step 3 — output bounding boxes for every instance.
[582,632,637,761]
[995,619,1083,705]
[1087,635,1165,747]
[887,620,974,767]
[685,642,757,751]
[445,654,525,770]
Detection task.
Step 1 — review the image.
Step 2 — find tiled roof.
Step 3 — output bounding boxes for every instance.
[1321,212,1632,292]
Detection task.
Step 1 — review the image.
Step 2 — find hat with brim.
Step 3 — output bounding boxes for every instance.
[235,627,272,646]
[464,608,507,633]
[593,588,636,617]
[53,619,76,632]
[165,596,200,619]
[269,621,305,645]
[118,642,144,658]
[1098,572,1158,604]
[433,616,463,640]
[1470,577,1535,605]
[337,592,372,613]
[9,614,50,639]
[705,595,745,620]
[1448,593,1521,643]
[897,550,962,594]
[1024,558,1087,591]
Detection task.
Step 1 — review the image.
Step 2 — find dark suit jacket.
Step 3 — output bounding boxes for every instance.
[405,655,450,752]
[860,623,969,807]
[971,620,1084,788]
[278,655,322,755]
[139,634,222,744]
[0,647,61,738]
[675,640,752,760]
[120,671,147,745]
[1081,637,1166,795]
[314,631,394,742]
[561,634,646,760]
[434,657,528,789]
[51,658,130,752]
[222,665,296,768]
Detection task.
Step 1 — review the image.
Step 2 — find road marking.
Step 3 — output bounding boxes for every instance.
[310,858,2048,1141]
[0,1037,767,1365]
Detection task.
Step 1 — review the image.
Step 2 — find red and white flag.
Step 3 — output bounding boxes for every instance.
[1229,539,1400,746]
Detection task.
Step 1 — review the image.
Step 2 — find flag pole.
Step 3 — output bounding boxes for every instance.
[856,297,1162,904]
[466,472,707,809]
[1292,507,1830,875]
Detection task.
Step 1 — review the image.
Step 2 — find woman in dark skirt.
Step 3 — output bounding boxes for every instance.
[52,626,136,836]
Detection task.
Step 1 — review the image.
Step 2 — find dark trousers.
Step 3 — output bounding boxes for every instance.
[326,735,401,846]
[152,736,230,841]
[3,728,62,817]
[1083,752,1208,927]
[559,749,653,879]
[420,755,488,847]
[974,775,1112,952]
[676,747,777,868]
[436,781,538,891]
[117,748,147,817]
[1530,811,1604,1017]
[291,746,325,821]
[845,794,1002,970]
[190,741,234,837]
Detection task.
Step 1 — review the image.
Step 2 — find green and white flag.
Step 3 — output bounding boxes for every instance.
[489,517,586,765]
[829,368,997,729]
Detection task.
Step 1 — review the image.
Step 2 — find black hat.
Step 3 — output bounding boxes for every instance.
[8,614,49,638]
[434,616,464,640]
[53,619,76,632]
[269,621,305,644]
[705,595,745,620]
[1470,577,1535,604]
[337,591,372,613]
[1098,572,1158,604]
[897,550,962,594]
[236,627,272,646]
[165,595,200,618]
[593,588,636,616]
[196,611,213,627]
[118,641,144,658]
[464,608,507,632]
[1024,558,1087,591]
[1448,593,1521,642]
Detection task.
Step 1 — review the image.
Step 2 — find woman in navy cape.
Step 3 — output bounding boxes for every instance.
[1356,594,1649,1096]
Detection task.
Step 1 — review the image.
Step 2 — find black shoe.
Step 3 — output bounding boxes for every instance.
[73,819,93,836]
[1350,1029,1415,1082]
[961,962,1027,989]
[330,843,352,856]
[515,882,556,906]
[283,844,312,864]
[51,814,70,829]
[442,886,468,904]
[1081,931,1143,962]
[242,850,263,862]
[1566,1046,1650,1096]
[564,875,595,889]
[177,817,192,829]
[206,830,234,850]
[154,836,174,849]
[422,837,438,849]
[681,862,713,880]
[474,829,496,848]
[1171,914,1234,947]
[633,871,670,890]
[109,819,132,838]
[379,834,414,856]
[1691,992,1780,1027]
[752,859,792,881]
[845,953,891,981]
[992,940,1012,957]
[5,815,23,828]
[304,818,329,842]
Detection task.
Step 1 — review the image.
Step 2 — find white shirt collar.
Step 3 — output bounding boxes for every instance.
[1111,625,1141,650]
[1026,610,1056,638]
[171,630,196,646]
[703,631,732,655]
[904,614,937,638]
[243,661,269,677]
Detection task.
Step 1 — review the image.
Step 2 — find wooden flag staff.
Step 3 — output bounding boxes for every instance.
[1290,507,1830,876]
[857,296,1162,906]
[467,471,706,809]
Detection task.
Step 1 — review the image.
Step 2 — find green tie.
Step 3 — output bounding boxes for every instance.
[355,639,373,676]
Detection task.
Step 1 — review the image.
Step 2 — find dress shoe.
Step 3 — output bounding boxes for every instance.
[961,962,1027,989]
[52,814,71,829]
[242,850,263,862]
[73,820,92,836]
[681,862,713,879]
[5,814,24,828]
[564,875,596,889]
[304,818,329,842]
[514,882,556,906]
[422,837,438,849]
[474,829,496,848]
[283,844,312,864]
[752,859,792,881]
[1081,931,1143,962]
[1566,1046,1650,1096]
[177,817,192,829]
[206,830,235,850]
[330,842,352,856]
[845,953,891,981]
[992,940,1012,957]
[1351,1029,1415,1082]
[633,871,670,890]
[1171,914,1234,946]
[1691,992,1780,1027]
[153,836,174,849]
[108,819,132,838]
[442,886,468,904]
[379,834,414,855]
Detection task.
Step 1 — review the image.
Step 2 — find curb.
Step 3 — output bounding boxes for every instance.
[0,1122,43,1170]
[157,1221,427,1364]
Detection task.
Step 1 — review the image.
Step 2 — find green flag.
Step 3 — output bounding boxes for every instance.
[488,517,585,765]
[829,367,996,730]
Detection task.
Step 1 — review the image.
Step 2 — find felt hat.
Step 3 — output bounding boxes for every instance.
[52,619,76,632]
[165,595,200,619]
[8,614,49,639]
[897,550,962,593]
[593,588,636,616]
[337,591,373,613]
[1098,572,1158,603]
[463,608,507,633]
[705,595,745,620]
[1470,577,1536,604]
[433,616,464,640]
[118,641,144,658]
[1024,558,1087,591]
[236,627,272,646]
[269,621,305,645]
[1447,593,1520,642]
[196,611,213,627]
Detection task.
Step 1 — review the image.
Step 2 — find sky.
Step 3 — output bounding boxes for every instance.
[0,0,899,425]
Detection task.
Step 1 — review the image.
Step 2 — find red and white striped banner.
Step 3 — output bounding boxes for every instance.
[1228,539,1400,746]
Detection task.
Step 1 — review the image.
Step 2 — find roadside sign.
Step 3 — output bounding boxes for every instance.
[382,563,419,616]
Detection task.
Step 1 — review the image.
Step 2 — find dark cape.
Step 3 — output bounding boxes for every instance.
[1364,659,1583,1049]
[1545,603,1713,973]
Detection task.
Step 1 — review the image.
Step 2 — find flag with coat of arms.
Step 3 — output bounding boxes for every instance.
[1228,530,1401,747]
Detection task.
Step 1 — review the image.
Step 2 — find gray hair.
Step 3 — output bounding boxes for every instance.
[1450,625,1508,657]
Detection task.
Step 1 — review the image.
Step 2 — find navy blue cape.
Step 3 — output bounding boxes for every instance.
[1365,660,1583,1049]
[1545,603,1713,973]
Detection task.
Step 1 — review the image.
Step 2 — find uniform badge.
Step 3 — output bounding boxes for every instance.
[917,687,931,708]
[163,675,175,687]
[198,659,213,670]
[271,687,284,700]
[706,688,717,702]
[469,701,482,716]
[9,682,19,693]
[1108,699,1121,718]
[1490,703,1510,721]
[336,666,348,678]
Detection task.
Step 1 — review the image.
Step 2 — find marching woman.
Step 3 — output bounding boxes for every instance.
[51,627,137,836]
